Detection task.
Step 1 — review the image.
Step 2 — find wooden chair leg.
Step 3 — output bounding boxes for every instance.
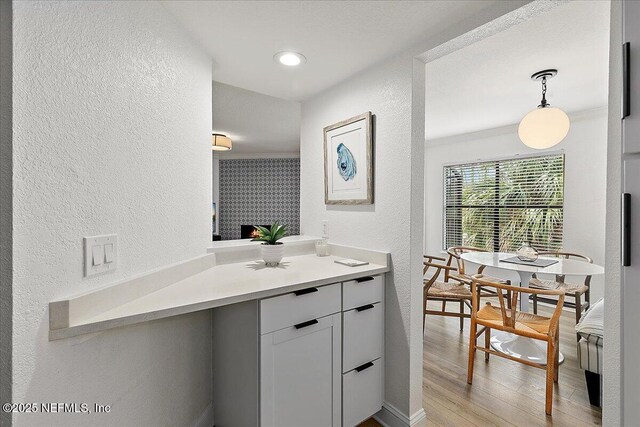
[459,300,464,331]
[467,317,478,384]
[485,327,491,361]
[575,293,583,341]
[554,328,560,383]
[442,300,447,312]
[545,339,556,415]
[575,293,582,324]
[533,294,538,314]
[423,296,427,332]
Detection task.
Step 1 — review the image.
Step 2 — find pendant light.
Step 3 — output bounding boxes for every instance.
[212,133,232,151]
[518,69,570,149]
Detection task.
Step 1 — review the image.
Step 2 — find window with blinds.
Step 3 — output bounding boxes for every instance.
[443,154,564,252]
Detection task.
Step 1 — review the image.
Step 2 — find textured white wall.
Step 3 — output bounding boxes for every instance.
[424,108,608,302]
[11,1,212,425]
[300,50,425,419]
[300,2,532,420]
[300,52,411,414]
[604,0,622,424]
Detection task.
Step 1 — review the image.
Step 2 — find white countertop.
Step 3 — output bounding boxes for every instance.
[49,243,390,340]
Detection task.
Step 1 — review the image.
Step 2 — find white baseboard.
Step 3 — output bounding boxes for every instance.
[193,402,214,427]
[373,402,426,427]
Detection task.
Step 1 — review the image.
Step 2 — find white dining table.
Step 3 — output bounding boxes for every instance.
[460,251,604,365]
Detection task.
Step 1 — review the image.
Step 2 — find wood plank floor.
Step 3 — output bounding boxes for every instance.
[360,301,601,427]
[422,300,601,426]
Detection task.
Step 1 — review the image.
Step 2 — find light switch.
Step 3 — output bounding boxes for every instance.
[84,234,117,278]
[104,244,114,263]
[92,245,104,266]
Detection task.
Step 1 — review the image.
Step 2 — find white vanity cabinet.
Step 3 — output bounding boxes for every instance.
[260,313,342,427]
[211,275,384,427]
[341,276,384,426]
[260,283,342,427]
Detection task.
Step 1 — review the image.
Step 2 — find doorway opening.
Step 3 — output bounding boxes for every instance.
[422,1,610,424]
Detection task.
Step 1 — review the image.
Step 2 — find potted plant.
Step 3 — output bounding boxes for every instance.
[252,222,287,267]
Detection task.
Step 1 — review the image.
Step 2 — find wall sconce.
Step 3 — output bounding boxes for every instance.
[212,133,232,151]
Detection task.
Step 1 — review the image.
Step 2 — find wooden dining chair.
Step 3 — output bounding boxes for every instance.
[446,246,503,304]
[529,251,593,328]
[445,246,488,283]
[467,274,565,416]
[423,255,472,332]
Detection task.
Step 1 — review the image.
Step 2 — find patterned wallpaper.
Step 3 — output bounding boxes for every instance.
[219,158,300,240]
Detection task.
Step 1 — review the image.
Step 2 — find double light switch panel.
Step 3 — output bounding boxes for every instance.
[84,234,117,277]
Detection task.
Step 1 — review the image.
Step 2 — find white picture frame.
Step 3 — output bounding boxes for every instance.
[323,112,373,205]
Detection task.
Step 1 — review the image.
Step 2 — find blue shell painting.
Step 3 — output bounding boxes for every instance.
[336,143,357,181]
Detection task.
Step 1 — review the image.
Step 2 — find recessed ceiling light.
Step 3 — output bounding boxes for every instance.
[274,51,306,67]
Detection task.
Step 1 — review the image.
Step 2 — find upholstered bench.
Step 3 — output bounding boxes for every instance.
[575,299,603,407]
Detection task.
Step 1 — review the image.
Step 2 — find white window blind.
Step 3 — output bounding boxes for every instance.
[443,154,565,252]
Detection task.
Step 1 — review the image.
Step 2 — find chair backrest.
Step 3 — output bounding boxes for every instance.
[470,274,565,338]
[536,251,593,284]
[539,250,593,263]
[446,246,487,278]
[423,255,456,293]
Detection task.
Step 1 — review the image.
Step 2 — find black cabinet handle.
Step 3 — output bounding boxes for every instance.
[623,42,631,119]
[293,287,318,296]
[356,304,375,312]
[623,193,631,267]
[355,361,374,372]
[355,276,374,283]
[294,319,318,329]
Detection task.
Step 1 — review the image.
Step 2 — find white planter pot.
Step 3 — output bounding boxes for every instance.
[261,243,284,267]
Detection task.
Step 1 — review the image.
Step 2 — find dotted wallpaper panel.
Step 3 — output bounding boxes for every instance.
[219,158,300,240]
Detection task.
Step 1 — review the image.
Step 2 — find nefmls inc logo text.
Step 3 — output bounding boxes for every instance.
[41,403,90,413]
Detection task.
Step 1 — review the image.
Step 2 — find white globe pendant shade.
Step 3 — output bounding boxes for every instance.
[518,106,570,149]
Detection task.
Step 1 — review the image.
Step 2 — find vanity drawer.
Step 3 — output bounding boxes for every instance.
[260,283,341,334]
[343,275,383,311]
[343,302,383,372]
[343,358,383,427]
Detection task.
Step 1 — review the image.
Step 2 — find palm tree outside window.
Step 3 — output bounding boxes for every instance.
[443,154,564,252]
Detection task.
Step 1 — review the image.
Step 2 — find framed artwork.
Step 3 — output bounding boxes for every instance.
[323,111,373,204]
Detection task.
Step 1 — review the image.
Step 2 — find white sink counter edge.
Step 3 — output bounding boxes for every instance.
[49,242,390,341]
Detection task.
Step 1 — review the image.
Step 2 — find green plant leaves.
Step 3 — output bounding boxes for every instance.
[251,222,287,245]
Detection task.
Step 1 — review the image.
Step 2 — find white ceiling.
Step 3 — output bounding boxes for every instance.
[212,81,300,154]
[160,0,500,101]
[425,0,610,141]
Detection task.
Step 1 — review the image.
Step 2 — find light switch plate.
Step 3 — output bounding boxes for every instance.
[84,234,117,277]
